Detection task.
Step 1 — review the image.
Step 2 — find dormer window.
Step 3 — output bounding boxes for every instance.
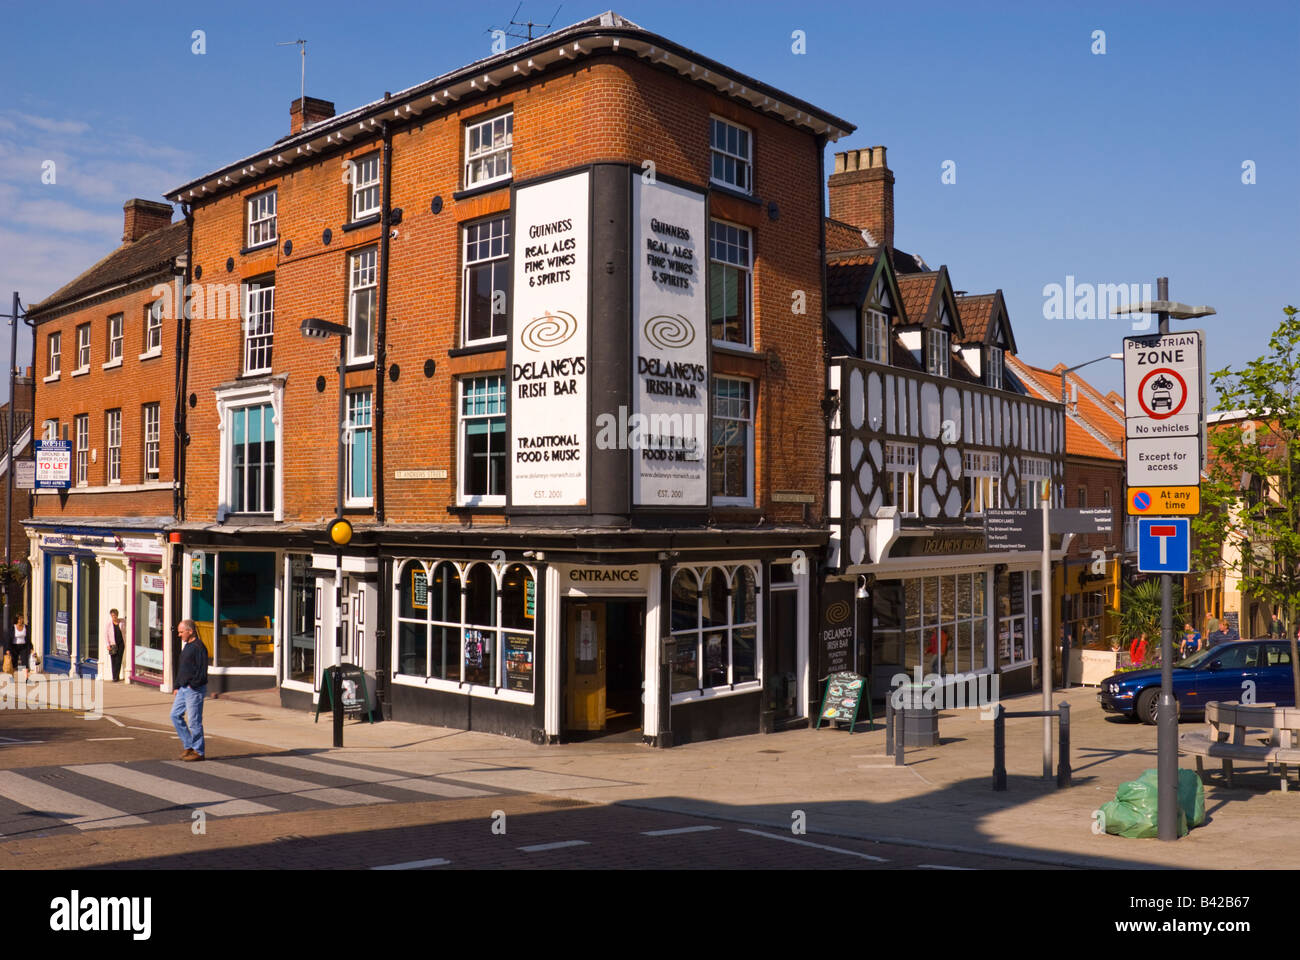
[926,329,950,377]
[863,308,889,363]
[986,346,1003,389]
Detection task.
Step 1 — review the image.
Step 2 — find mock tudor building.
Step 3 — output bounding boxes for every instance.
[821,147,1067,698]
[159,12,853,745]
[24,200,186,683]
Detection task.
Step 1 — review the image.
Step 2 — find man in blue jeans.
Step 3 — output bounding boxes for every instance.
[170,619,208,761]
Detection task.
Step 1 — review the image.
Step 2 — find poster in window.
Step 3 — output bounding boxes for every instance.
[524,578,535,619]
[576,610,596,674]
[464,628,487,669]
[411,568,427,610]
[55,611,70,655]
[149,598,161,632]
[510,170,590,507]
[631,175,709,506]
[504,633,534,692]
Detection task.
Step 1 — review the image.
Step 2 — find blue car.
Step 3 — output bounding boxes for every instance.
[1098,640,1296,724]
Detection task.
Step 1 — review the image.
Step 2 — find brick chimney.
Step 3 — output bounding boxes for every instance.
[290,96,335,135]
[122,199,173,243]
[828,146,894,248]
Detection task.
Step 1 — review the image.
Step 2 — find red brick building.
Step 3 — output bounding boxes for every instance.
[0,369,34,621]
[24,200,185,682]
[160,12,852,744]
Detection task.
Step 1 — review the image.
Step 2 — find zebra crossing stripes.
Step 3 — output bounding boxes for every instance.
[0,770,147,831]
[171,759,390,807]
[67,763,277,817]
[256,755,494,798]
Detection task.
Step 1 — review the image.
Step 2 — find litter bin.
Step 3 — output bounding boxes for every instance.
[898,683,939,746]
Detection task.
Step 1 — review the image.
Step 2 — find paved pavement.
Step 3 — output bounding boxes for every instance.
[2,671,1298,869]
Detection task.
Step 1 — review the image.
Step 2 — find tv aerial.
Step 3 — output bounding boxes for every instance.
[490,2,562,44]
[276,38,308,105]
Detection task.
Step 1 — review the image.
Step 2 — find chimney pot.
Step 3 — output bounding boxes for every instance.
[290,96,335,135]
[122,198,173,243]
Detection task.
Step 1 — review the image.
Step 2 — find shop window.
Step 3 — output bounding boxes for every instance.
[997,569,1032,666]
[394,559,534,695]
[134,564,166,681]
[873,573,988,676]
[49,557,74,659]
[287,555,316,685]
[189,551,276,669]
[670,564,761,698]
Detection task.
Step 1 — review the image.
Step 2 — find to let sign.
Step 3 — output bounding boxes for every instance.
[35,441,71,489]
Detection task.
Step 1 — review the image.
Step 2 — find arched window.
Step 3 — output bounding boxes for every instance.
[463,564,497,686]
[500,565,536,693]
[397,561,429,677]
[669,563,761,696]
[429,562,461,681]
[501,564,533,630]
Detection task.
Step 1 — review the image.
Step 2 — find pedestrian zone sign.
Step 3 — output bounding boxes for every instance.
[1137,518,1191,574]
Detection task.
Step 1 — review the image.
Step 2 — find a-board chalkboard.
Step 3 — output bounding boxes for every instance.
[315,663,375,724]
[815,671,871,732]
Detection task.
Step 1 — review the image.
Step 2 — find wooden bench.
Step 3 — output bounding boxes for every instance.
[1179,701,1300,792]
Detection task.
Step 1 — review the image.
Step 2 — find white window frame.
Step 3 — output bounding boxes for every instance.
[669,563,763,703]
[215,380,284,522]
[345,390,373,507]
[75,323,91,372]
[461,216,510,345]
[227,402,276,516]
[46,332,61,380]
[962,450,1001,516]
[246,190,277,248]
[243,279,275,375]
[986,346,1003,389]
[348,247,377,363]
[1021,457,1052,508]
[143,403,160,480]
[709,219,753,347]
[142,301,163,357]
[884,442,918,517]
[350,153,381,221]
[74,414,89,486]
[104,313,123,367]
[712,376,754,507]
[709,116,753,194]
[457,375,507,507]
[863,308,889,363]
[926,328,950,377]
[106,408,121,484]
[463,112,513,188]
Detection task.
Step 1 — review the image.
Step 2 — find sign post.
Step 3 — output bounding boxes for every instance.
[1117,277,1213,843]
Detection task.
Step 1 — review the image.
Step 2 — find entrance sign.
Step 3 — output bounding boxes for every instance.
[1125,436,1200,486]
[631,175,709,506]
[1127,485,1200,516]
[510,171,591,507]
[35,440,71,489]
[1137,518,1191,574]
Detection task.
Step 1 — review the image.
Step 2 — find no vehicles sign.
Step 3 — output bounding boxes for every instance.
[1123,332,1202,440]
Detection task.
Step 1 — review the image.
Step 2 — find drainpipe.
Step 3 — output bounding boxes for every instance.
[373,121,394,717]
[816,132,830,719]
[175,204,194,524]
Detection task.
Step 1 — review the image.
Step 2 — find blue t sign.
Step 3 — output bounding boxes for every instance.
[1137,517,1191,574]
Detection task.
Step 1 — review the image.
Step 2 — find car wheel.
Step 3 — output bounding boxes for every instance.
[1137,687,1179,724]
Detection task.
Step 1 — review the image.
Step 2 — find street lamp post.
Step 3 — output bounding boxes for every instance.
[300,317,352,747]
[1114,277,1216,842]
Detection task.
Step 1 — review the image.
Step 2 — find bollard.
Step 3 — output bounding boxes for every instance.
[884,696,894,756]
[1057,701,1071,787]
[894,700,905,767]
[993,703,1007,791]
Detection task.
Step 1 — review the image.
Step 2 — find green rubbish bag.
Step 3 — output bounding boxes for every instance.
[1100,768,1203,839]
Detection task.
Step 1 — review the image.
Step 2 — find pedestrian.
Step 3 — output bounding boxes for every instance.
[170,619,208,761]
[1130,632,1149,666]
[104,608,125,682]
[1180,622,1201,659]
[1206,622,1232,648]
[8,614,30,674]
[1270,609,1284,640]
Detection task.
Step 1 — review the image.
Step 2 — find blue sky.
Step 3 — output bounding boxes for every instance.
[1,0,1295,402]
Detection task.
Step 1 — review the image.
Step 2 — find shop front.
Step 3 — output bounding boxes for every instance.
[184,548,281,694]
[27,523,171,681]
[1053,555,1120,684]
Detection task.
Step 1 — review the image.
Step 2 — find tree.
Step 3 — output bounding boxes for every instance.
[1192,306,1300,705]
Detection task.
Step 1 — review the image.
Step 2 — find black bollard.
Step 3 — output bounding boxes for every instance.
[993,704,1007,791]
[1057,701,1071,788]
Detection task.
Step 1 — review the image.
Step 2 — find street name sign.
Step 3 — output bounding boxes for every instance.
[1137,518,1191,574]
[1049,506,1114,535]
[1127,485,1200,516]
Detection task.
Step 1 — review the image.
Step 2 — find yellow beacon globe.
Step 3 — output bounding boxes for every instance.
[329,518,353,547]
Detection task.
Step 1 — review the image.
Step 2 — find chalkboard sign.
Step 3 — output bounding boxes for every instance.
[315,663,375,724]
[1221,611,1240,634]
[504,633,534,692]
[815,671,871,732]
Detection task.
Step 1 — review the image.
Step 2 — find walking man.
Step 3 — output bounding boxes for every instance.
[171,620,208,761]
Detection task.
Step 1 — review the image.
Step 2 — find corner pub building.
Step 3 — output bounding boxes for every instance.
[162,12,853,745]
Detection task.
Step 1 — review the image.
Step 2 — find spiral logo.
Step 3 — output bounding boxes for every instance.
[644,314,696,351]
[826,601,851,624]
[520,311,578,352]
